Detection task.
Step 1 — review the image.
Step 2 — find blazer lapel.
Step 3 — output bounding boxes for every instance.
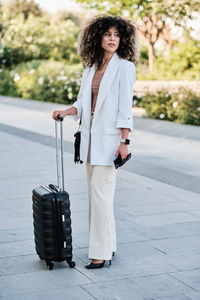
[93,52,119,116]
[82,64,96,127]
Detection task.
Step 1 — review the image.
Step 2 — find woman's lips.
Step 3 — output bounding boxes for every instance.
[108,43,115,47]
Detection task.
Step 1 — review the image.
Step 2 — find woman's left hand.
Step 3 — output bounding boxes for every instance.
[115,143,128,160]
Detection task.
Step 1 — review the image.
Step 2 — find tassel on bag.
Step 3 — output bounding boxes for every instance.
[74,120,83,164]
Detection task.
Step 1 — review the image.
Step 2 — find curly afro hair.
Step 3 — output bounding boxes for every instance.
[78,14,139,69]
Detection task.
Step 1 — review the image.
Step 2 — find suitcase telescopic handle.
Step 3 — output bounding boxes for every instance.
[57,114,64,121]
[55,115,65,191]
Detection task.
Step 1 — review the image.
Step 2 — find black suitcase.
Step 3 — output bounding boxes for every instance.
[32,115,75,270]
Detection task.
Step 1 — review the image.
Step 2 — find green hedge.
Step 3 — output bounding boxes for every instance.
[0,68,19,96]
[134,88,200,126]
[0,60,83,103]
[0,14,80,67]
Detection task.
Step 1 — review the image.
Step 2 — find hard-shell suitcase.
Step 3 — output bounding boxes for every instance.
[32,115,75,270]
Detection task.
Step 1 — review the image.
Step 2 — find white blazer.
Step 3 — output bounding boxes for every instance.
[72,52,136,166]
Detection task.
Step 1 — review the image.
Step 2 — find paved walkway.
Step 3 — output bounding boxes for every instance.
[0,96,200,300]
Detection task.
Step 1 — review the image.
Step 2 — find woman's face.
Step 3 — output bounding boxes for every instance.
[101,27,120,54]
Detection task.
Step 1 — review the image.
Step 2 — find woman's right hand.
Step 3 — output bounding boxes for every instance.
[52,110,67,121]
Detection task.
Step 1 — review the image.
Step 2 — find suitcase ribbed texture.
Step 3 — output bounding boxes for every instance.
[32,185,74,269]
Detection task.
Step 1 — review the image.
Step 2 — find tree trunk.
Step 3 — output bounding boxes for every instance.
[148,43,154,73]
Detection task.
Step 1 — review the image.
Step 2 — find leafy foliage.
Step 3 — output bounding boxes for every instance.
[0,60,83,103]
[136,88,200,125]
[4,0,43,20]
[137,37,200,80]
[0,13,80,67]
[153,38,200,80]
[0,68,19,96]
[76,0,200,21]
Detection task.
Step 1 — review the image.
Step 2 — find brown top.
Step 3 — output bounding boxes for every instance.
[91,70,105,112]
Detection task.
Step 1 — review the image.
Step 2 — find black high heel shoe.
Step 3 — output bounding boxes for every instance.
[85,259,112,269]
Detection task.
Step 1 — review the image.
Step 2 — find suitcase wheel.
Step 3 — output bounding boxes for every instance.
[67,260,76,268]
[45,260,54,270]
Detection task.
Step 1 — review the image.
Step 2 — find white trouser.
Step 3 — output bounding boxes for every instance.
[86,113,117,260]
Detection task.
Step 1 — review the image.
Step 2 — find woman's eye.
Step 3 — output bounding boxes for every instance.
[104,32,119,37]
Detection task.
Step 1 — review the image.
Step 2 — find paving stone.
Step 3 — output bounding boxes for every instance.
[154,295,191,300]
[73,243,176,283]
[115,186,182,207]
[0,182,43,201]
[128,212,199,228]
[81,278,154,300]
[187,210,200,219]
[0,267,92,297]
[147,235,200,254]
[0,286,94,300]
[163,251,200,271]
[70,194,89,213]
[73,227,150,249]
[133,221,200,240]
[0,253,81,276]
[0,214,32,230]
[117,169,200,200]
[114,211,142,231]
[0,239,36,258]
[129,273,196,298]
[120,201,200,217]
[73,232,90,248]
[1,196,32,209]
[169,269,200,292]
[183,291,200,300]
[0,227,33,243]
[0,254,45,276]
[71,211,89,234]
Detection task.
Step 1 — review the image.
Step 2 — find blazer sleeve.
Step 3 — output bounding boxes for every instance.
[72,67,88,121]
[116,61,136,131]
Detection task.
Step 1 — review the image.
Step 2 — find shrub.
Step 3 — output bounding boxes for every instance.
[167,90,200,125]
[138,90,170,120]
[0,14,80,67]
[0,45,23,67]
[0,68,19,96]
[139,88,200,125]
[1,60,83,103]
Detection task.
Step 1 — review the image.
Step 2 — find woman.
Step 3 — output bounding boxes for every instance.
[52,15,138,269]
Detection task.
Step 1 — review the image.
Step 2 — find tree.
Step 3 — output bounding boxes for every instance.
[0,14,80,66]
[51,10,82,26]
[4,0,43,20]
[76,0,200,72]
[137,13,174,72]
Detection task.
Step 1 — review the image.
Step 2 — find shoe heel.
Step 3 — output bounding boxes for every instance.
[109,260,112,266]
[112,251,115,256]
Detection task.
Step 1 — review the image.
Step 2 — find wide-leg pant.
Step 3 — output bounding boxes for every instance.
[86,114,117,260]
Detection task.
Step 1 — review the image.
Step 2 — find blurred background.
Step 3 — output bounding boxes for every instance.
[0,0,200,125]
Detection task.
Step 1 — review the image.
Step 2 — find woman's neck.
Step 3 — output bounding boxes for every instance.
[102,51,114,65]
[97,51,115,72]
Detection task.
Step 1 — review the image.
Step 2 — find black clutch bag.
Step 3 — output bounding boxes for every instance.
[113,153,132,169]
[74,120,83,164]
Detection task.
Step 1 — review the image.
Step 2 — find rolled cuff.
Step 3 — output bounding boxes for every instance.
[72,102,82,122]
[116,117,133,132]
